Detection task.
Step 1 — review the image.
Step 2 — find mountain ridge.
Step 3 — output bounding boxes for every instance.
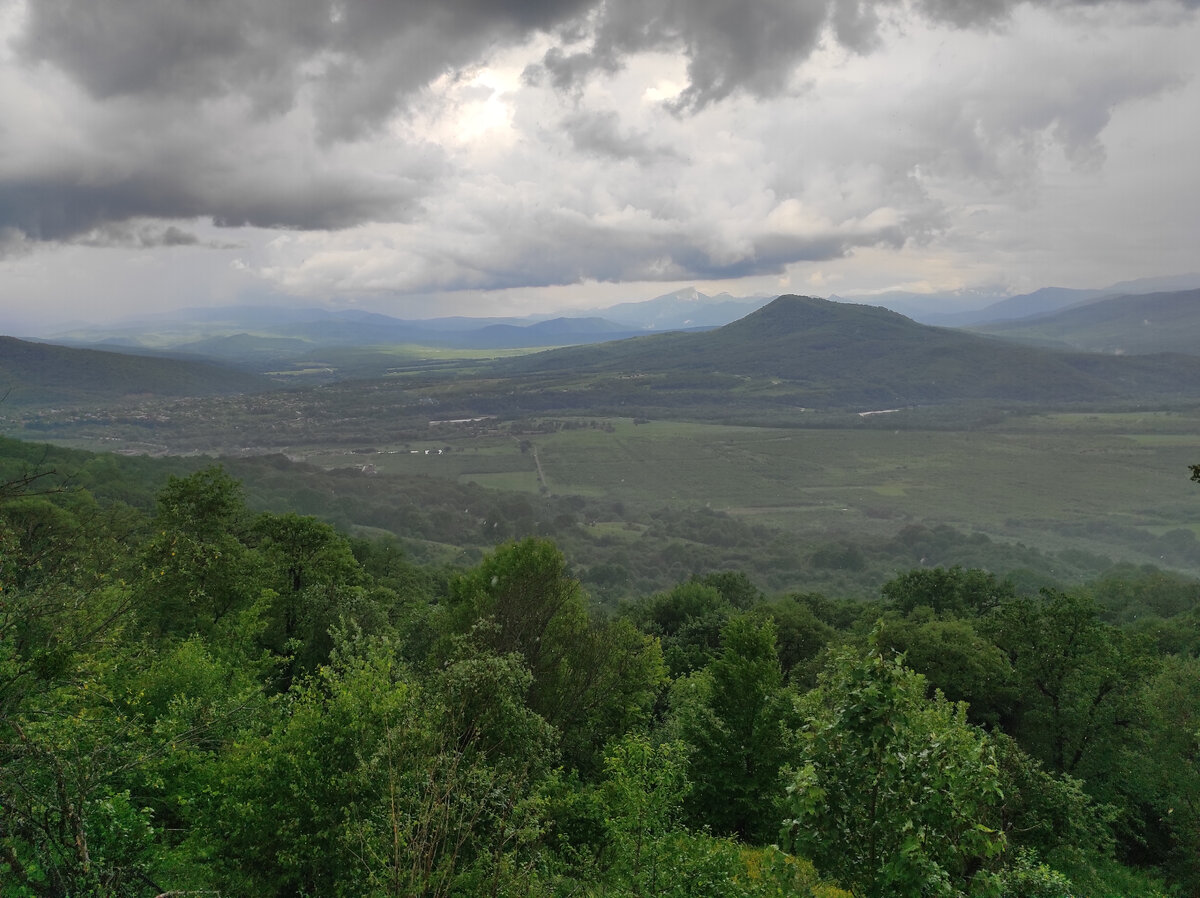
[970,289,1200,355]
[497,294,1200,408]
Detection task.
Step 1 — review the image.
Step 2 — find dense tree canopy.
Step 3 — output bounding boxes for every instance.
[1,458,1195,897]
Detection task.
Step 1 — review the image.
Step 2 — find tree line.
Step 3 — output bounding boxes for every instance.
[2,462,1199,897]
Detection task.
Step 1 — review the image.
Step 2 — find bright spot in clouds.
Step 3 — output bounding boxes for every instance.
[0,0,1198,330]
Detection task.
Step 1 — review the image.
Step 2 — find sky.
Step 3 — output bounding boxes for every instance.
[1,0,1199,334]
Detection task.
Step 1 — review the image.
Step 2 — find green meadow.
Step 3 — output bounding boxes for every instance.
[290,411,1200,567]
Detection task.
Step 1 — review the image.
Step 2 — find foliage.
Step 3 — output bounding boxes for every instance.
[1141,654,1200,892]
[784,641,1006,898]
[881,566,1015,617]
[981,592,1157,808]
[2,451,1198,896]
[443,538,664,771]
[599,734,691,894]
[873,614,1017,729]
[626,580,732,677]
[674,616,793,843]
[136,465,260,638]
[993,850,1078,898]
[0,585,158,898]
[199,635,556,897]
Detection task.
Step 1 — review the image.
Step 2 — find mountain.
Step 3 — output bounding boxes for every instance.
[828,287,1010,322]
[912,274,1200,327]
[829,274,1200,328]
[970,289,1200,355]
[438,318,645,350]
[498,295,1200,408]
[0,336,272,407]
[47,306,663,364]
[580,287,774,330]
[926,286,1109,327]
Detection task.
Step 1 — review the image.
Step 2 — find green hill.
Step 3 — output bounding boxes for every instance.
[969,288,1200,355]
[498,295,1200,407]
[0,336,273,406]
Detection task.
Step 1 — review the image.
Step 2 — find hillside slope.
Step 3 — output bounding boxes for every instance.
[970,289,1200,355]
[0,336,272,406]
[499,295,1200,407]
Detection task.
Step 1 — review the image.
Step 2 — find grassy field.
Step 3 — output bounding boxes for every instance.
[8,380,1200,579]
[281,412,1200,564]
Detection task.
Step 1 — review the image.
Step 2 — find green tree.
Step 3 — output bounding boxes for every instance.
[1142,654,1200,892]
[137,466,260,638]
[444,539,663,771]
[674,615,792,842]
[201,635,556,898]
[882,566,1015,617]
[0,581,161,898]
[874,615,1017,729]
[628,580,731,677]
[693,570,763,610]
[784,642,1005,898]
[599,734,691,895]
[752,596,834,682]
[251,511,370,680]
[981,592,1156,806]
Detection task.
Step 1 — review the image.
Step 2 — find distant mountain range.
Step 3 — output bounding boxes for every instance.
[9,291,1200,411]
[40,275,1200,367]
[571,286,773,330]
[969,289,1200,354]
[496,294,1200,408]
[38,287,769,367]
[839,273,1200,327]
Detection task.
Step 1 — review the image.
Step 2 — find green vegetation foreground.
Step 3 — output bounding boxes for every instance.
[3,460,1200,896]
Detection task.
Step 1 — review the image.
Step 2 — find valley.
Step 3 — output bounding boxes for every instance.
[5,291,1200,601]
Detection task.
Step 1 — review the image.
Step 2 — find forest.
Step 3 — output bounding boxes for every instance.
[2,440,1199,897]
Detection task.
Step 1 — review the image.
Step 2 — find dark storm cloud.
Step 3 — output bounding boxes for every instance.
[561,110,683,163]
[0,166,427,244]
[533,0,1200,110]
[531,0,829,111]
[3,0,592,248]
[5,0,1198,278]
[17,0,597,139]
[918,0,1200,29]
[408,202,924,293]
[70,223,245,249]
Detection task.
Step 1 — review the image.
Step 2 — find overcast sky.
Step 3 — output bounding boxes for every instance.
[1,0,1198,333]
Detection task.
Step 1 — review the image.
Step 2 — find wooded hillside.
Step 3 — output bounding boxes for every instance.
[2,449,1197,897]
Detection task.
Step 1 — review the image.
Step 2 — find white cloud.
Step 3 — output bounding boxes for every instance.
[1,0,1198,328]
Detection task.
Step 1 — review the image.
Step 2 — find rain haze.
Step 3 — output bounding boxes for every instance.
[1,0,1199,333]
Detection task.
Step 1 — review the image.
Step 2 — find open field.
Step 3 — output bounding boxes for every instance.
[272,412,1200,567]
[5,349,1200,584]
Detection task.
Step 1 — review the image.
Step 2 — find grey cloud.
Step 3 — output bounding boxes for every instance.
[533,0,830,111]
[9,0,1197,266]
[70,223,238,249]
[669,0,829,112]
[407,205,928,293]
[916,0,1200,29]
[562,110,684,163]
[913,59,1184,187]
[0,227,34,258]
[532,45,623,93]
[4,0,584,247]
[0,162,429,245]
[830,0,889,53]
[18,0,596,141]
[535,0,1200,111]
[913,0,1017,29]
